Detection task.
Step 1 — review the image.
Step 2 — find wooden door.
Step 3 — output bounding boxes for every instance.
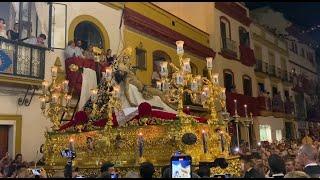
[0,125,9,159]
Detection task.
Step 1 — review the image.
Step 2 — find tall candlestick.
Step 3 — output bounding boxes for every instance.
[51,66,58,79]
[176,73,184,85]
[138,132,144,157]
[63,80,69,93]
[182,58,191,73]
[69,138,75,151]
[244,104,248,118]
[156,81,162,90]
[105,67,112,81]
[202,130,208,154]
[206,57,213,69]
[42,81,48,94]
[219,130,225,152]
[191,79,198,91]
[160,61,168,77]
[212,73,219,84]
[234,99,238,115]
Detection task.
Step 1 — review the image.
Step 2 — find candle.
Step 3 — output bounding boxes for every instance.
[191,79,198,91]
[202,130,208,153]
[203,86,209,97]
[244,104,248,118]
[42,81,49,94]
[138,132,144,157]
[51,66,58,78]
[219,130,225,152]
[105,67,112,81]
[40,97,46,110]
[212,73,219,84]
[162,80,169,91]
[183,58,191,73]
[63,80,69,93]
[156,81,162,90]
[113,85,120,97]
[176,73,184,85]
[234,99,238,115]
[52,94,58,104]
[90,89,98,102]
[160,61,168,77]
[69,138,75,151]
[176,40,184,55]
[66,95,72,107]
[206,57,213,69]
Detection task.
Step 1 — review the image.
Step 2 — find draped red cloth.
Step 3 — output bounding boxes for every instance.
[59,102,208,131]
[65,57,98,95]
[226,92,261,117]
[239,44,256,67]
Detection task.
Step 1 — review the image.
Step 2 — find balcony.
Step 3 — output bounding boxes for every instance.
[268,65,276,77]
[221,37,237,59]
[226,92,262,117]
[257,95,296,118]
[0,37,46,87]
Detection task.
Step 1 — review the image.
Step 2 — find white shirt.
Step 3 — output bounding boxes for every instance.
[23,37,45,47]
[0,29,7,38]
[65,46,84,59]
[305,162,319,168]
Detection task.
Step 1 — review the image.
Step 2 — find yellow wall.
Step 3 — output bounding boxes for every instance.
[125,2,210,48]
[124,28,207,85]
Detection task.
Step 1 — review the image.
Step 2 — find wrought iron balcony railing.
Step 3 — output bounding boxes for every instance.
[0,37,46,80]
[255,59,269,74]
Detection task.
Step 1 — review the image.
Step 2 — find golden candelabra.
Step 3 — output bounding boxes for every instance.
[40,59,72,131]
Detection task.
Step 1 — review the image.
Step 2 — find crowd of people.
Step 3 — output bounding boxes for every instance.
[1,131,320,178]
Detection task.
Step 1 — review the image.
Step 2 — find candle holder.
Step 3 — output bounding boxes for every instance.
[200,129,212,162]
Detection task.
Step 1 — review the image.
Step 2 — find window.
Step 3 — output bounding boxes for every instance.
[259,125,272,142]
[74,21,103,50]
[284,90,289,100]
[301,48,305,57]
[239,26,250,47]
[272,86,278,97]
[220,16,230,49]
[224,70,234,93]
[258,82,265,95]
[243,75,252,96]
[136,42,147,70]
[50,3,67,49]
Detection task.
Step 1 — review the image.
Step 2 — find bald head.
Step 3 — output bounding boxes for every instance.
[299,144,317,161]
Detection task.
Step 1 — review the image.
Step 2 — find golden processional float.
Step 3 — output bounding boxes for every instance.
[40,41,243,177]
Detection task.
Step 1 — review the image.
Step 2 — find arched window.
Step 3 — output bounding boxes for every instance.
[74,21,104,50]
[224,69,234,93]
[220,16,231,52]
[243,75,252,96]
[239,26,250,46]
[152,50,172,87]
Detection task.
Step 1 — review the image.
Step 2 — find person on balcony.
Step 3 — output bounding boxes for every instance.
[76,40,85,54]
[0,18,8,39]
[151,61,161,88]
[7,23,19,41]
[65,40,84,59]
[106,49,116,66]
[23,34,46,47]
[83,45,95,60]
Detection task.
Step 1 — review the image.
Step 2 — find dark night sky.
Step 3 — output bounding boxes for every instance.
[245,2,320,44]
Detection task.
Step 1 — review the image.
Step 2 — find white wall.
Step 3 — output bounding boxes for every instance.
[256,116,285,142]
[0,2,123,161]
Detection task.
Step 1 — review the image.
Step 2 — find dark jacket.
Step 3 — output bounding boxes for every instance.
[244,168,265,178]
[304,164,320,178]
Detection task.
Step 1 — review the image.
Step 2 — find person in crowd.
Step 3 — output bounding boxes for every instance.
[297,144,320,178]
[7,22,19,41]
[99,161,117,178]
[302,131,313,145]
[105,48,116,66]
[0,18,7,38]
[285,158,295,173]
[76,40,85,52]
[284,171,310,178]
[241,155,265,178]
[124,170,141,178]
[84,45,95,59]
[139,162,155,178]
[65,40,84,59]
[268,154,286,178]
[197,163,211,178]
[23,34,47,47]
